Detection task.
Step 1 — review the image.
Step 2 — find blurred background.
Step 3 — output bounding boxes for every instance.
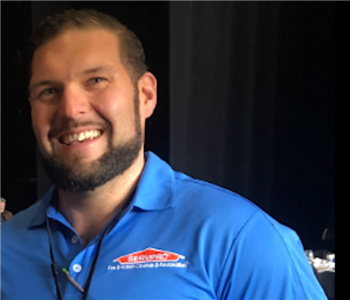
[1,1,334,252]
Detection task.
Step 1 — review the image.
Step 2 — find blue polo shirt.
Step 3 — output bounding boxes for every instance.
[1,152,326,299]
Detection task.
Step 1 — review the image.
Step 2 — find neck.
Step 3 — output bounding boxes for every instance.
[57,153,144,246]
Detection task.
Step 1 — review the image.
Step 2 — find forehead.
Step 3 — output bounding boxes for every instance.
[31,29,124,80]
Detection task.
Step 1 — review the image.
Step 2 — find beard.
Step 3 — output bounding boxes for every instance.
[39,93,143,194]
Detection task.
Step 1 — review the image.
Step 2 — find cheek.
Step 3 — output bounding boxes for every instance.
[93,88,137,131]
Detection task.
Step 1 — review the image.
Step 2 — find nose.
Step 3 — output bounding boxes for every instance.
[58,86,90,120]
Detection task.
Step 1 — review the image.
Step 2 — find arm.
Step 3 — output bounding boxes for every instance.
[216,212,327,300]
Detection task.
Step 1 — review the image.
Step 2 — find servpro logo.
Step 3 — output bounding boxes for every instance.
[108,248,187,271]
[114,248,185,264]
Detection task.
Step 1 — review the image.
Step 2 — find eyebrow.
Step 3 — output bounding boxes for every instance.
[81,65,116,75]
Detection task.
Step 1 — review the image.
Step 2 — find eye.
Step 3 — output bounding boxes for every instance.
[36,87,60,100]
[29,83,62,102]
[40,88,57,95]
[87,77,106,85]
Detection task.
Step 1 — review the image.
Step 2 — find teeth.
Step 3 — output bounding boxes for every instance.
[62,130,101,144]
[78,132,85,141]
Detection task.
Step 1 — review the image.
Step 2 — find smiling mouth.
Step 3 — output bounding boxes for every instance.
[59,129,102,145]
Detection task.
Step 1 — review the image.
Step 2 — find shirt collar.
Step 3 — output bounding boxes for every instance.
[132,151,175,211]
[27,151,175,228]
[27,185,56,228]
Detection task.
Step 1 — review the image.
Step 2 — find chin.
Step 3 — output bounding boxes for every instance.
[39,131,143,193]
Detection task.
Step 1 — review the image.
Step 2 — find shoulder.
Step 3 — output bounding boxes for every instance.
[170,171,286,255]
[1,199,46,235]
[173,171,302,259]
[173,171,262,222]
[171,170,309,260]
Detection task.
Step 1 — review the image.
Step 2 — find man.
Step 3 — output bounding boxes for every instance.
[1,197,13,224]
[1,9,327,299]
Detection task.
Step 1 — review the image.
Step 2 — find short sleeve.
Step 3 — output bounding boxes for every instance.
[216,211,327,300]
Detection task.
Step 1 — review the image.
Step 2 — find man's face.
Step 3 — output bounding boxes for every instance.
[29,29,153,192]
[0,202,5,213]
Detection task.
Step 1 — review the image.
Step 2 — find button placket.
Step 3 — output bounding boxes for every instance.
[69,250,86,283]
[68,243,96,285]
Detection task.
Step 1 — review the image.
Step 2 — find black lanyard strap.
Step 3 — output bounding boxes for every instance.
[47,217,63,300]
[81,221,109,300]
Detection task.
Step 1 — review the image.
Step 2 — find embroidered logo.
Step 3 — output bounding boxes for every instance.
[108,248,187,271]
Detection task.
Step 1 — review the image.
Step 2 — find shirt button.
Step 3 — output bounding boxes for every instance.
[72,264,82,273]
[71,235,79,244]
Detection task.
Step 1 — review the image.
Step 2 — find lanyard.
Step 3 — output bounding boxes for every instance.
[46,194,134,300]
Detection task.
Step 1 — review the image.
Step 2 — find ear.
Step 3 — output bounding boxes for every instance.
[138,72,157,119]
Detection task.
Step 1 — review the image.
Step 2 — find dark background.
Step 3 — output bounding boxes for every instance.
[1,1,334,251]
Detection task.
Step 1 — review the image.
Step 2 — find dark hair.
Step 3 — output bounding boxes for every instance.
[30,9,148,83]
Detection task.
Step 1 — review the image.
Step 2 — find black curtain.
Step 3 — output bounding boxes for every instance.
[170,1,279,209]
[170,2,334,249]
[1,2,37,213]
